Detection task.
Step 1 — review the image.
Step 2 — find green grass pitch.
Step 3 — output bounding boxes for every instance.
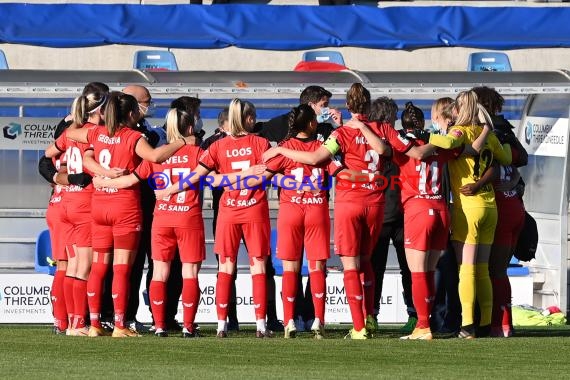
[1,325,569,379]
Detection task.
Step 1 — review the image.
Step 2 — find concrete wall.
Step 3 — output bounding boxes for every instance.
[1,44,569,72]
[0,1,568,71]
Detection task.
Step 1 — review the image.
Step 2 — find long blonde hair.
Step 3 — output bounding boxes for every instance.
[165,107,194,143]
[71,91,107,126]
[454,90,493,128]
[228,98,256,137]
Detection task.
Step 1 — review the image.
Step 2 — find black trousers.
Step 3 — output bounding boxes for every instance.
[125,209,183,324]
[370,218,415,317]
[212,189,278,322]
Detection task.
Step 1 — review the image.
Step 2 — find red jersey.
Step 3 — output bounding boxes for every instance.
[324,117,412,203]
[48,157,65,206]
[54,124,95,201]
[135,145,203,227]
[265,137,334,206]
[494,165,523,205]
[199,134,270,221]
[393,139,460,207]
[86,125,144,200]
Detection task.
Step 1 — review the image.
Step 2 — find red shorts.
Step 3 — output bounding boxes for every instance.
[61,197,92,247]
[334,202,383,257]
[46,203,71,261]
[214,219,270,259]
[276,202,330,261]
[91,199,142,251]
[404,201,450,251]
[494,199,525,247]
[152,226,205,263]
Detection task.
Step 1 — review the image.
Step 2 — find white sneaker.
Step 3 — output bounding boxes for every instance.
[154,328,168,338]
[284,319,297,339]
[294,316,306,332]
[310,318,324,339]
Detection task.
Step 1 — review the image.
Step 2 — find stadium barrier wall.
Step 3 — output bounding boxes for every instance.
[0,272,533,324]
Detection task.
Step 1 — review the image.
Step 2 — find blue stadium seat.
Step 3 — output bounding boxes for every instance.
[270,229,309,276]
[133,50,178,71]
[467,52,512,72]
[0,49,8,69]
[302,50,345,66]
[507,256,529,277]
[35,230,56,275]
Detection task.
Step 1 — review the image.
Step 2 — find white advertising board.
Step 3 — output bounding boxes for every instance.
[520,117,568,157]
[0,117,61,150]
[0,272,534,324]
[0,274,54,323]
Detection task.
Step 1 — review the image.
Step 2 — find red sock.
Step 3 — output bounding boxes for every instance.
[502,277,512,329]
[427,271,436,317]
[344,269,365,331]
[149,280,166,330]
[216,272,232,321]
[87,260,109,328]
[281,271,297,323]
[182,278,200,330]
[252,273,267,321]
[112,264,130,329]
[411,272,430,329]
[492,277,512,329]
[359,260,375,317]
[309,269,326,322]
[51,269,68,330]
[63,276,75,326]
[72,278,88,329]
[491,276,505,328]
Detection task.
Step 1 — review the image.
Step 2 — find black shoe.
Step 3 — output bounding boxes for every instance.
[154,328,168,338]
[458,324,476,339]
[52,326,66,335]
[100,320,115,332]
[475,324,491,338]
[216,330,228,338]
[165,320,182,332]
[256,330,275,339]
[267,319,284,332]
[227,318,240,332]
[182,327,200,338]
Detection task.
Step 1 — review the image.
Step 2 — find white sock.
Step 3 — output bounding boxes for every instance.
[312,318,321,330]
[256,319,266,332]
[217,320,227,333]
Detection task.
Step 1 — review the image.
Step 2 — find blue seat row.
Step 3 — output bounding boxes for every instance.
[35,229,56,275]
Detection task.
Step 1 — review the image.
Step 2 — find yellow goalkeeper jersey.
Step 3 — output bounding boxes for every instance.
[429,125,512,208]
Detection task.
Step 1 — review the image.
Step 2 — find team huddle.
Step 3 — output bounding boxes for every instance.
[40,81,527,340]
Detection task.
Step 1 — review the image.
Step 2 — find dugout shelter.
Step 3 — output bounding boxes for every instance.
[0,69,568,315]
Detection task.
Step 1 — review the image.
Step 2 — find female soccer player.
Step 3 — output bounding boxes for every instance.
[471,86,528,337]
[92,103,205,338]
[263,83,433,339]
[428,90,512,338]
[63,92,189,337]
[392,102,462,340]
[264,104,334,339]
[46,90,108,336]
[161,98,273,338]
[43,155,70,334]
